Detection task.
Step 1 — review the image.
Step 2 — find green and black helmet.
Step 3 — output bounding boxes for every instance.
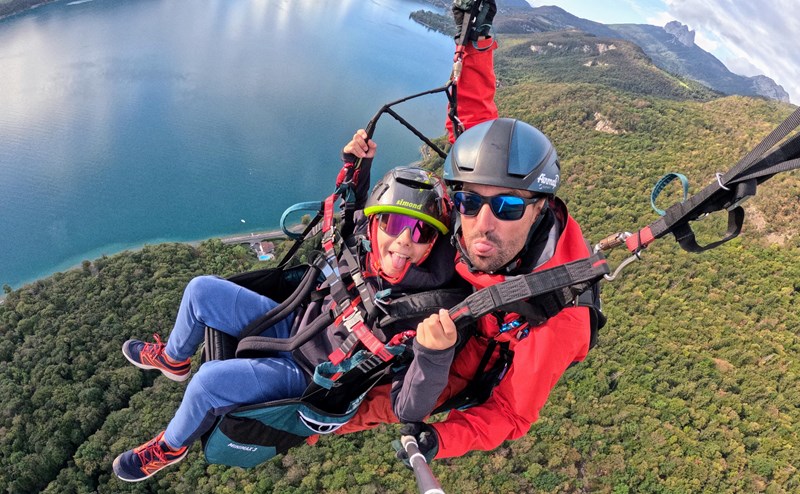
[443,118,561,195]
[364,166,451,235]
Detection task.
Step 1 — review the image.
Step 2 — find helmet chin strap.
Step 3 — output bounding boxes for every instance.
[452,200,554,275]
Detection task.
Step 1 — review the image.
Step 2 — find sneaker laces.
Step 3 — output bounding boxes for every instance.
[142,333,167,359]
[136,437,171,467]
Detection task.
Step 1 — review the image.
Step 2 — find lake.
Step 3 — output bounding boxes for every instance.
[0,0,453,289]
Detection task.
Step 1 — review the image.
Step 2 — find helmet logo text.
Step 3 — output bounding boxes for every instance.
[536,173,559,190]
[397,199,423,210]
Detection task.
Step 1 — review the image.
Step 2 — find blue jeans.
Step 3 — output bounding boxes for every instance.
[161,276,308,448]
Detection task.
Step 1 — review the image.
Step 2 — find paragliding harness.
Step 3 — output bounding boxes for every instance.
[196,84,612,468]
[432,248,608,415]
[199,240,610,468]
[198,86,462,468]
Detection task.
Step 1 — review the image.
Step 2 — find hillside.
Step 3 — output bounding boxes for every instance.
[494,32,719,101]
[608,22,790,103]
[413,3,790,102]
[2,26,800,494]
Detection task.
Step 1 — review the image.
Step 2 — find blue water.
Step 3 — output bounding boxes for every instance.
[0,0,453,289]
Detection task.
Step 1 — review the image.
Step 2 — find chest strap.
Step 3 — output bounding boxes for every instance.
[448,252,609,329]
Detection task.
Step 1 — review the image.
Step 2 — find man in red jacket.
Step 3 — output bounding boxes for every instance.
[340,2,601,461]
[414,115,597,458]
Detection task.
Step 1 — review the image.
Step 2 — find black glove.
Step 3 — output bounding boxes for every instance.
[475,0,497,39]
[392,422,440,469]
[452,0,497,42]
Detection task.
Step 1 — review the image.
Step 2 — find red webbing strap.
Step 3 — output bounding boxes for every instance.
[335,162,353,188]
[625,226,656,253]
[321,193,337,252]
[389,330,417,346]
[328,301,393,365]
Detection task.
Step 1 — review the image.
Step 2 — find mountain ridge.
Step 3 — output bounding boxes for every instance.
[417,1,790,103]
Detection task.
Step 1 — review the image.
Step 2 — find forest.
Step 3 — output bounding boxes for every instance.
[1,22,799,494]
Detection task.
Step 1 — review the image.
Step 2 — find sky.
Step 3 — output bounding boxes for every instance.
[528,0,800,105]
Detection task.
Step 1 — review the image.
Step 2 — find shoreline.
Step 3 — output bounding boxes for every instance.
[3,227,296,295]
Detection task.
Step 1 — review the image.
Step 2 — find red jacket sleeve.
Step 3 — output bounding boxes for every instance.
[432,306,591,458]
[446,40,499,143]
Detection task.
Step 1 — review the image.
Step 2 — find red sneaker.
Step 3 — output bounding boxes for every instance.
[122,333,191,382]
[112,431,188,482]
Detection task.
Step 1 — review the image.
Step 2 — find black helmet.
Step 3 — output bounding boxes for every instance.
[443,118,560,195]
[364,167,451,234]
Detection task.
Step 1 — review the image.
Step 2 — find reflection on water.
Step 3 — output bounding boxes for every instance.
[0,0,452,288]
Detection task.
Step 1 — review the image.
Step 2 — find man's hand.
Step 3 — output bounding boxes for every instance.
[416,308,457,350]
[393,422,439,468]
[343,129,376,159]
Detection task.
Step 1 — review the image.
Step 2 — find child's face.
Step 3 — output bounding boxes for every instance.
[373,219,435,279]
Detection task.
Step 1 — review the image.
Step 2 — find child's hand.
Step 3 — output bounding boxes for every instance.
[342,129,376,159]
[416,309,457,350]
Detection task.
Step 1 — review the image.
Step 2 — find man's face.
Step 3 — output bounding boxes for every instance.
[459,183,545,273]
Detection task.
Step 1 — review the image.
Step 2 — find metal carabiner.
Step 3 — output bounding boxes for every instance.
[604,251,642,281]
[593,231,642,281]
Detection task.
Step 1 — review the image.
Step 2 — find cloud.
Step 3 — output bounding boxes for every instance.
[724,57,761,77]
[693,31,719,53]
[645,11,674,27]
[664,0,800,103]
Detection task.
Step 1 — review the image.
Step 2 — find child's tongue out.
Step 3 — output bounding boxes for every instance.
[391,252,409,271]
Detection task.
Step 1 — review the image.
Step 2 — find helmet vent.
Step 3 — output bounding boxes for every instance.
[396,176,433,190]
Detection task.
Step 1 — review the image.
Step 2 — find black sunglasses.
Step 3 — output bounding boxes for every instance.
[452,191,544,221]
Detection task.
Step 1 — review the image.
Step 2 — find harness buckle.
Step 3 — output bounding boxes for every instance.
[321,230,338,253]
[341,307,365,333]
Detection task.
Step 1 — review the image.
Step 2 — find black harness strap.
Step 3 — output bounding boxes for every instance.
[627,106,800,254]
[432,339,513,414]
[723,108,800,182]
[235,311,334,358]
[447,253,610,330]
[377,288,474,328]
[234,264,321,341]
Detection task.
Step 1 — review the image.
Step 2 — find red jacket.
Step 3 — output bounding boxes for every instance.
[432,206,592,458]
[337,205,592,458]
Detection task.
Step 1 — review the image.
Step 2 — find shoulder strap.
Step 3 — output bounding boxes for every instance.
[448,252,610,329]
[377,287,474,328]
[236,264,320,341]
